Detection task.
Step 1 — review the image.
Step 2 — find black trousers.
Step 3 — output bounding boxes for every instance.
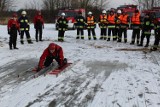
[77,28,84,36]
[119,28,127,41]
[88,29,96,36]
[88,29,96,39]
[108,28,116,40]
[20,30,32,43]
[131,29,140,44]
[44,56,66,67]
[35,28,42,41]
[58,30,65,41]
[44,56,60,67]
[100,28,107,36]
[154,30,160,46]
[140,32,151,45]
[9,31,17,49]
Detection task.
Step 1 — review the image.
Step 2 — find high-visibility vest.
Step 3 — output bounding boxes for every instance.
[99,15,107,23]
[120,14,128,24]
[87,16,95,25]
[108,14,115,24]
[131,13,140,24]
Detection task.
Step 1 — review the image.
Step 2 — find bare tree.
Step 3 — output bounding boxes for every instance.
[30,0,41,10]
[42,0,109,10]
[0,0,15,11]
[42,0,57,10]
[133,0,160,10]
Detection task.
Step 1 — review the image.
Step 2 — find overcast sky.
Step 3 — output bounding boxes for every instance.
[14,0,135,11]
[109,0,135,8]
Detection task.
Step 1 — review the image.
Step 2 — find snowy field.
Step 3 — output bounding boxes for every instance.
[0,24,160,107]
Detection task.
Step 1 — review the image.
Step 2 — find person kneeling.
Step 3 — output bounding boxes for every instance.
[36,43,67,72]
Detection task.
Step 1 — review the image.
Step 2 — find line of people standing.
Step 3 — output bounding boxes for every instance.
[73,9,160,50]
[7,9,160,51]
[7,10,44,50]
[74,9,130,42]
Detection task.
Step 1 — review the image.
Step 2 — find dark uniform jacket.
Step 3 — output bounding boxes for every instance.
[142,17,152,31]
[57,17,68,31]
[18,16,30,31]
[75,15,86,28]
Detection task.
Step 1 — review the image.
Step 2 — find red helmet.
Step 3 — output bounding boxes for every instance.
[12,13,17,17]
[48,43,56,53]
[78,11,82,14]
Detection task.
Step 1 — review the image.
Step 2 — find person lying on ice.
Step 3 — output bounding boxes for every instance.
[36,43,67,72]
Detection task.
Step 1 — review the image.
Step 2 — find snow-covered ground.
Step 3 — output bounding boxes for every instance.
[0,24,160,107]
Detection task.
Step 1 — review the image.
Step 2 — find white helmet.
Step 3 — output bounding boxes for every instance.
[117,10,122,14]
[88,11,92,15]
[102,10,107,14]
[61,12,65,16]
[21,11,27,15]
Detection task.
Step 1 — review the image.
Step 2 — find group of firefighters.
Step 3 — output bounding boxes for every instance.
[7,10,44,50]
[73,9,160,51]
[7,9,160,51]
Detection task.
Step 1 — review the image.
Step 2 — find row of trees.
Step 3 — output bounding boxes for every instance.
[0,0,109,23]
[1,0,160,23]
[1,0,160,12]
[42,0,109,11]
[0,0,15,12]
[134,0,160,10]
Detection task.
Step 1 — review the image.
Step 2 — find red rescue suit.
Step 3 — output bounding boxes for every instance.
[38,44,64,69]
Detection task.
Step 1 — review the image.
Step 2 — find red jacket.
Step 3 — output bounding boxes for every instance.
[7,18,20,31]
[33,14,44,28]
[38,44,64,68]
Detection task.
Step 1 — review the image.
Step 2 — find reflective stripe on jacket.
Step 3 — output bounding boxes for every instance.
[99,15,107,23]
[87,16,95,25]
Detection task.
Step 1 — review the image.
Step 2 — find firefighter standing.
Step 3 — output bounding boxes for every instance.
[130,9,141,45]
[138,14,152,47]
[118,10,129,43]
[152,20,160,51]
[86,11,97,40]
[18,11,33,44]
[33,11,44,42]
[98,10,108,40]
[75,11,85,39]
[57,13,68,42]
[115,10,122,42]
[107,10,116,41]
[7,13,20,50]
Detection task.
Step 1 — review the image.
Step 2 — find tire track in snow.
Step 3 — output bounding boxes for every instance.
[25,61,128,107]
